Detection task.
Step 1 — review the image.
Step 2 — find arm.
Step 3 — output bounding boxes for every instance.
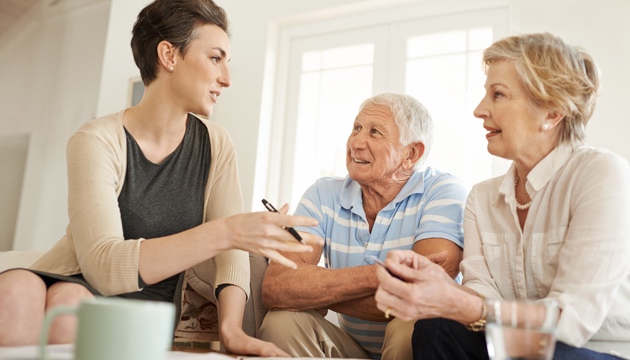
[330,238,462,321]
[414,237,462,279]
[263,172,467,319]
[547,153,630,347]
[138,125,320,284]
[459,186,506,300]
[262,180,380,312]
[189,125,318,356]
[263,237,462,321]
[216,285,289,357]
[69,120,318,296]
[138,204,319,286]
[262,241,379,312]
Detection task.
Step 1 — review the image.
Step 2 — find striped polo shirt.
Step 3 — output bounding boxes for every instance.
[294,167,467,358]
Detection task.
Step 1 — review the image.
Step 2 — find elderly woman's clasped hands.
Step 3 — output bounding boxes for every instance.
[374,250,456,322]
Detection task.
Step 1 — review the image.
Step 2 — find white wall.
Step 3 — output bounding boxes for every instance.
[0,0,110,250]
[96,0,390,213]
[1,0,629,250]
[510,0,630,160]
[0,134,29,251]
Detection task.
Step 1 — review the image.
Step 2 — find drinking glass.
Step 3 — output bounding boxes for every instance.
[485,299,559,360]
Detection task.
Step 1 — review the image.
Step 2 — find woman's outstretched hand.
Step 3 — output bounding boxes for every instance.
[220,204,322,268]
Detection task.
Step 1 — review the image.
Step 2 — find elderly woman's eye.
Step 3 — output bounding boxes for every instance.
[370,128,381,135]
[493,91,504,99]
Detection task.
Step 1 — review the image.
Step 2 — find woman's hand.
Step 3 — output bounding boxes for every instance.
[374,250,455,322]
[221,324,290,357]
[219,204,322,268]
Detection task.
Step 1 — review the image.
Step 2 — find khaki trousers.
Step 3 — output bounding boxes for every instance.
[258,310,414,359]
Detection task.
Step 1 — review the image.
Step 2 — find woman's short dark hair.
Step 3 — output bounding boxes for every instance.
[131,0,229,85]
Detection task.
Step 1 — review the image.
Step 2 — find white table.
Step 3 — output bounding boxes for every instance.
[0,344,342,360]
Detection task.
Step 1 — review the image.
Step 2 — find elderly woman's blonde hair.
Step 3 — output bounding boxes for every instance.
[359,93,433,170]
[483,32,600,145]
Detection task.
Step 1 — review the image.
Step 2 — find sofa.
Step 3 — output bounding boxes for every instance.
[0,250,45,273]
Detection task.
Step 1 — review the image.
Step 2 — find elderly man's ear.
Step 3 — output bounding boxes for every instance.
[403,142,425,169]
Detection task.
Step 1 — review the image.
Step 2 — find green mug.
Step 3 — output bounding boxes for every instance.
[39,297,175,360]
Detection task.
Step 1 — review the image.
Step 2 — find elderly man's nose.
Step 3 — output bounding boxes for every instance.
[348,133,366,149]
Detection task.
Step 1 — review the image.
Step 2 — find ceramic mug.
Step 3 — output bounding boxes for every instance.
[39,297,175,360]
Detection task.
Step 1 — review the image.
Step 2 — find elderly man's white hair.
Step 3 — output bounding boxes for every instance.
[359,93,433,170]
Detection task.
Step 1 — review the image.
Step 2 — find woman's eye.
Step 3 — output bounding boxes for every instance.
[211,56,221,64]
[370,128,381,135]
[352,125,361,132]
[493,91,504,99]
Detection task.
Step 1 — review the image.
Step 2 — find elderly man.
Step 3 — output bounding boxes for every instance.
[258,93,468,359]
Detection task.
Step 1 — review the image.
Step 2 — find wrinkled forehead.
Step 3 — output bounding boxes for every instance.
[356,103,394,123]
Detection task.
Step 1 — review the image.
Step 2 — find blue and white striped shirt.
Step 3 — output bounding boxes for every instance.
[294,167,467,358]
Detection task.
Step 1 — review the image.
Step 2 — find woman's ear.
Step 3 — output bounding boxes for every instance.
[404,142,425,169]
[545,109,565,129]
[156,40,177,72]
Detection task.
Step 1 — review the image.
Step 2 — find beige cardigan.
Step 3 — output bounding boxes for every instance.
[31,110,250,298]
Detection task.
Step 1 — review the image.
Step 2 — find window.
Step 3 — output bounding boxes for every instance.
[261,2,510,209]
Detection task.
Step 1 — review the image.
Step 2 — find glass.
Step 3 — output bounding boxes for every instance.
[407,30,466,58]
[485,299,559,360]
[404,27,510,192]
[292,54,373,208]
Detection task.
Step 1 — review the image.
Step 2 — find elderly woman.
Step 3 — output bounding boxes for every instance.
[374,33,630,359]
[258,93,468,359]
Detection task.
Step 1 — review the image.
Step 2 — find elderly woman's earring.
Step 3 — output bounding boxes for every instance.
[541,122,550,131]
[168,66,174,72]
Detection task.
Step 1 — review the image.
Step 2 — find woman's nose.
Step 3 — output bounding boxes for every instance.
[473,98,488,119]
[219,65,231,88]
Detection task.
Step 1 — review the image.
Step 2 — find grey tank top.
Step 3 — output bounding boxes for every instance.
[117,114,210,302]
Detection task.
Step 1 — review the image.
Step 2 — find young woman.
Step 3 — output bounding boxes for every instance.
[0,0,320,356]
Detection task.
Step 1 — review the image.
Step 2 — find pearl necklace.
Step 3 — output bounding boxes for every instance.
[515,173,532,210]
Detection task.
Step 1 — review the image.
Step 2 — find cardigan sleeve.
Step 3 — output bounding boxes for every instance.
[30,114,142,295]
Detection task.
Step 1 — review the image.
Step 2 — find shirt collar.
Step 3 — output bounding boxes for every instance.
[526,143,575,192]
[339,169,428,213]
[496,143,577,204]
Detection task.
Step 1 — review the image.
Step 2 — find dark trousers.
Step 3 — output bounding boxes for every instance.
[412,318,623,360]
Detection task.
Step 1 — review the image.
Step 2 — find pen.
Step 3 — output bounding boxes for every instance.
[261,199,303,243]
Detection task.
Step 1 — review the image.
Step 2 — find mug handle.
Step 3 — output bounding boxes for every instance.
[39,306,77,360]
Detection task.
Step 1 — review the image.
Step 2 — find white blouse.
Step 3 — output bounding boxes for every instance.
[461,144,630,358]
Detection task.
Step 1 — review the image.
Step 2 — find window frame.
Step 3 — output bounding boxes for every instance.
[255,0,510,208]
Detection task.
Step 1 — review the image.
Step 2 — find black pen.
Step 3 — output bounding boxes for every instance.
[261,199,303,243]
